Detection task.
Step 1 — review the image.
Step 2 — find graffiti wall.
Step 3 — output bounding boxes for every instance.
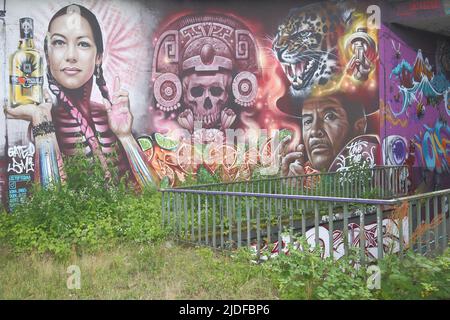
[380,24,450,192]
[0,0,382,204]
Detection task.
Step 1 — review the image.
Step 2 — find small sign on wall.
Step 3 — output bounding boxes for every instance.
[7,143,35,211]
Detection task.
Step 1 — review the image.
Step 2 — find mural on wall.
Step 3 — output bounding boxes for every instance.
[137,1,381,187]
[382,25,450,191]
[252,215,409,261]
[0,0,383,203]
[276,2,380,177]
[3,1,159,200]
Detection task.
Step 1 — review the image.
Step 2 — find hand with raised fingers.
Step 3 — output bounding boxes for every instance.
[103,75,133,139]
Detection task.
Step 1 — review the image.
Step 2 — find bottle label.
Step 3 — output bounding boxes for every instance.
[10,75,43,88]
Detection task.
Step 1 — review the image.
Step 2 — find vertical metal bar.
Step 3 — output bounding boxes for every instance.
[425,198,431,254]
[227,194,232,244]
[178,194,182,237]
[174,193,178,237]
[198,194,201,245]
[256,196,261,262]
[213,196,216,248]
[408,200,413,250]
[343,203,349,256]
[220,196,224,249]
[359,207,365,265]
[246,186,251,248]
[167,192,171,225]
[191,193,195,242]
[377,205,383,260]
[442,195,448,250]
[398,200,404,257]
[314,201,320,250]
[184,193,188,240]
[328,203,333,259]
[161,191,165,228]
[205,195,208,245]
[433,196,439,252]
[417,201,422,254]
[301,201,306,236]
[268,193,272,245]
[278,197,282,254]
[289,195,294,237]
[237,195,242,248]
[300,176,304,195]
[263,181,266,218]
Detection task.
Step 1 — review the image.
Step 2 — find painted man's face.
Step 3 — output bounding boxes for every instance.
[302,96,350,171]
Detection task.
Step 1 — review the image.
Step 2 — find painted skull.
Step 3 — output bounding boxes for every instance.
[182,71,231,128]
[21,20,32,35]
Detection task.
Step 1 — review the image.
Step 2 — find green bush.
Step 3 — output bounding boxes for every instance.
[376,249,450,299]
[263,235,450,300]
[0,146,168,259]
[263,237,373,300]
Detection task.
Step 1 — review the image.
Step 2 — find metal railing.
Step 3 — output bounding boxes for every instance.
[160,166,449,262]
[176,165,409,200]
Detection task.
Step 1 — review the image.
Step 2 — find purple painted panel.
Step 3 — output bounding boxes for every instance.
[379,24,450,192]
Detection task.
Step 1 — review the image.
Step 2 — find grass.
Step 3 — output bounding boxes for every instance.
[0,242,278,300]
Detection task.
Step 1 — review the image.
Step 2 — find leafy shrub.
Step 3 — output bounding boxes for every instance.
[376,249,450,299]
[0,146,167,259]
[262,234,450,300]
[263,237,373,299]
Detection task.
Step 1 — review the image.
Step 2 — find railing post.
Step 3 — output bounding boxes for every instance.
[314,201,320,250]
[184,193,188,240]
[246,184,251,248]
[359,206,366,264]
[268,183,272,245]
[237,194,242,249]
[167,192,171,226]
[408,200,413,251]
[220,196,224,249]
[328,203,334,259]
[278,197,282,255]
[443,195,448,250]
[377,205,383,260]
[301,201,306,236]
[198,194,201,245]
[213,196,216,248]
[433,196,439,252]
[205,195,209,246]
[398,201,404,258]
[257,196,261,262]
[178,194,182,237]
[417,201,422,254]
[191,193,195,242]
[425,198,431,254]
[161,191,165,228]
[343,203,349,256]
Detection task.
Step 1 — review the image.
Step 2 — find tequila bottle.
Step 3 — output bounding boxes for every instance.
[9,17,43,107]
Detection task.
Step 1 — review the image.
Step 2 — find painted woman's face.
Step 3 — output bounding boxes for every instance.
[47,13,100,90]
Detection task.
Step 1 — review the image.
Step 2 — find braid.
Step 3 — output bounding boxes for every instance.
[95,64,110,102]
[46,69,109,169]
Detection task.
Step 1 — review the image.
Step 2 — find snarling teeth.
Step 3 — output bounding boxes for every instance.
[282,59,315,85]
[193,112,220,128]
